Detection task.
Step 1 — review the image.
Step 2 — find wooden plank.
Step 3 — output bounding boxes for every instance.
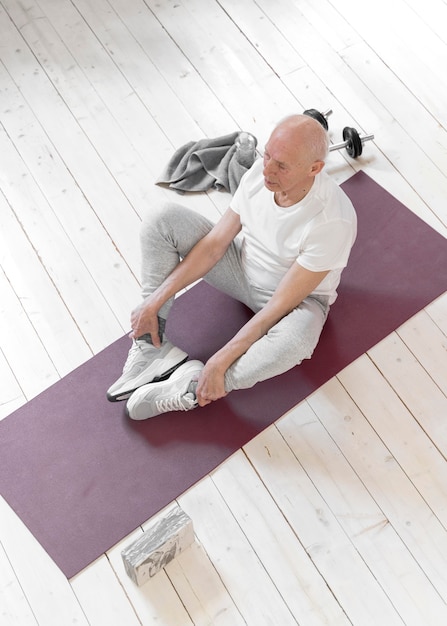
[368,329,447,458]
[277,401,447,625]
[0,497,89,626]
[0,348,24,421]
[244,426,404,625]
[70,556,142,626]
[404,0,447,41]
[0,265,59,400]
[426,292,447,333]
[215,0,307,76]
[212,450,350,625]
[0,541,38,626]
[163,539,246,626]
[279,0,360,53]
[308,375,447,600]
[338,355,447,527]
[178,474,301,625]
[396,309,447,397]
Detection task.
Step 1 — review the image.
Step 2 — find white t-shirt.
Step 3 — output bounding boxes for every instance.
[230,159,357,305]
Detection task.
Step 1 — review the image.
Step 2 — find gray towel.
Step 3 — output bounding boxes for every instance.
[156,131,257,195]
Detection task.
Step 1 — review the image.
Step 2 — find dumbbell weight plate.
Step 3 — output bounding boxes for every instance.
[342,126,363,158]
[303,108,329,130]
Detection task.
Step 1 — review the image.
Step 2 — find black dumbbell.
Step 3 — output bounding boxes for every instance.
[303,108,374,158]
[330,127,375,158]
[303,108,332,130]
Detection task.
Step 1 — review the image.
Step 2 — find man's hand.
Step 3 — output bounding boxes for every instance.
[129,299,161,347]
[195,361,228,406]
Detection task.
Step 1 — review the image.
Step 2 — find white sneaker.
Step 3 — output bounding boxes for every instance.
[126,360,205,420]
[106,339,188,402]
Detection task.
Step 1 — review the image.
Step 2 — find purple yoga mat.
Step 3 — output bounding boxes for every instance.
[1,171,446,578]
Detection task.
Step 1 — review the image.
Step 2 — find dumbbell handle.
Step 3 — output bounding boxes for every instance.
[329,132,375,152]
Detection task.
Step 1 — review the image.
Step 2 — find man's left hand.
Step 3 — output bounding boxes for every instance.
[195,362,228,406]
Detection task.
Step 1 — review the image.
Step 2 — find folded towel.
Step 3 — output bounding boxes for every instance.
[156,131,257,195]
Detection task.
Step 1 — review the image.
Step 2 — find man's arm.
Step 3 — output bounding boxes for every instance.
[196,261,329,404]
[130,208,242,344]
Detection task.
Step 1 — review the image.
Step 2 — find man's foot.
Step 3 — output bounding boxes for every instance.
[126,360,205,420]
[106,339,188,402]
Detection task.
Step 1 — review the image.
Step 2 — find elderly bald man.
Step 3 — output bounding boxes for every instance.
[107,114,357,420]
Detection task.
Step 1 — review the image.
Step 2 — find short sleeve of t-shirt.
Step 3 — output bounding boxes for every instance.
[297,219,355,272]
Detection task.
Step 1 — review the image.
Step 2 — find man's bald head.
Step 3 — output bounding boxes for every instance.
[272,114,329,164]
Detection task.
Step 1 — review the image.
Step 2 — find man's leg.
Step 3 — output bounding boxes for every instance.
[139,202,253,318]
[224,295,330,391]
[139,202,214,317]
[108,202,251,402]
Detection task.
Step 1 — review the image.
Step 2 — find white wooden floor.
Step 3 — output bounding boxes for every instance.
[1,0,447,623]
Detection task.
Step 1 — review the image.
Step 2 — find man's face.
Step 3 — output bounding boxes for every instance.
[262,124,322,200]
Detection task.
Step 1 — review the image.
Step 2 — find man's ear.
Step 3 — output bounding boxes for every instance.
[310,160,325,176]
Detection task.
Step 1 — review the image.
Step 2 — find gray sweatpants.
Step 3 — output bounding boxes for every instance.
[140,202,330,392]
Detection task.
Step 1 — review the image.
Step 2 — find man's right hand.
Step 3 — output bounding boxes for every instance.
[129,299,161,347]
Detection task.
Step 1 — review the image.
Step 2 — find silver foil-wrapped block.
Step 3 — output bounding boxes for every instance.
[121,506,194,586]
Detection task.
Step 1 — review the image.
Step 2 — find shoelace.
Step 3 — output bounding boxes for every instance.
[155,392,197,413]
[122,340,150,374]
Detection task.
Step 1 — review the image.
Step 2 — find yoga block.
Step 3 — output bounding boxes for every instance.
[121,506,194,585]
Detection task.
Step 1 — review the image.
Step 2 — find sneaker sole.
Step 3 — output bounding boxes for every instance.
[106,355,189,402]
